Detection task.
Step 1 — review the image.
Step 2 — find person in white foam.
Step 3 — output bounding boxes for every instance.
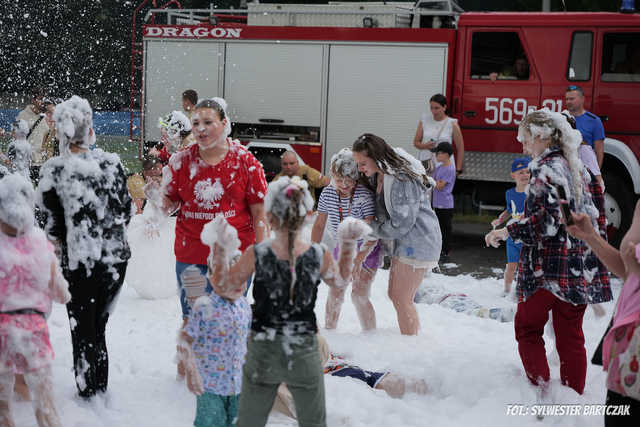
[0,173,70,427]
[16,87,50,184]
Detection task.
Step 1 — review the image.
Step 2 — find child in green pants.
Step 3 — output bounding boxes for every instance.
[206,175,370,427]
[179,219,251,427]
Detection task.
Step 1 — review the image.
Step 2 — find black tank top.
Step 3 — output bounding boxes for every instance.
[251,241,324,336]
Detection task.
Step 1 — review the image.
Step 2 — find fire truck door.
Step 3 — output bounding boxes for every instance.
[540,30,594,120]
[460,30,539,154]
[593,29,640,138]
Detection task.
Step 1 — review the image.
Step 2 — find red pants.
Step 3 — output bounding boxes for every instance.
[514,289,587,394]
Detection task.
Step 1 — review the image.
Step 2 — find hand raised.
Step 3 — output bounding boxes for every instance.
[565,212,595,241]
[337,217,372,243]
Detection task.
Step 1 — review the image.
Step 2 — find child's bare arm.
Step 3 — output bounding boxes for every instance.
[491,210,510,228]
[49,259,70,304]
[320,249,342,289]
[311,212,328,243]
[322,218,372,287]
[203,216,254,293]
[212,246,255,292]
[177,329,204,395]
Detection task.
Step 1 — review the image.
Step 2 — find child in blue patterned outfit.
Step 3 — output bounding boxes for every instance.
[179,265,251,427]
[490,157,530,297]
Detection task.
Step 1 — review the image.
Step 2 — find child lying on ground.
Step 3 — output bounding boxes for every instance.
[414,283,516,323]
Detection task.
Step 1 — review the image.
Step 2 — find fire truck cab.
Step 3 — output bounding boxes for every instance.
[135,2,640,245]
[454,11,640,245]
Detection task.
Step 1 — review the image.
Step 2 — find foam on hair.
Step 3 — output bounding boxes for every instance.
[264,176,314,228]
[518,108,586,204]
[158,110,192,140]
[11,119,29,139]
[330,148,359,180]
[194,96,231,138]
[53,95,94,154]
[0,173,35,233]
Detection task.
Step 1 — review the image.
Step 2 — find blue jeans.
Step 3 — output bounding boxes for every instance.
[176,262,252,317]
[175,262,212,318]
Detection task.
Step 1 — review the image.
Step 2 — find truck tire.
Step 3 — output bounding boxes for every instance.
[602,172,635,247]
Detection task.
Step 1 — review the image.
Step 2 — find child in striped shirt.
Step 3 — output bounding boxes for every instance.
[311,148,381,331]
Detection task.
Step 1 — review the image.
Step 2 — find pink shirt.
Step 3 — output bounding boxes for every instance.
[0,228,56,314]
[603,273,640,398]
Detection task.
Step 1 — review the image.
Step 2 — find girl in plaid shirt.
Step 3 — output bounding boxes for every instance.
[486,109,612,396]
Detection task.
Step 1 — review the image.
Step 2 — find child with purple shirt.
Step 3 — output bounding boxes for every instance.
[432,142,456,259]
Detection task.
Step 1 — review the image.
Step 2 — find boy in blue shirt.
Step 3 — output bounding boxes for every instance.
[490,158,530,297]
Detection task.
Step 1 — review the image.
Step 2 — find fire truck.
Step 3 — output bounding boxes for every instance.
[131,1,640,245]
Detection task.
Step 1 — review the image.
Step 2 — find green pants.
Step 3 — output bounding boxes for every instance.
[236,332,326,427]
[194,393,239,427]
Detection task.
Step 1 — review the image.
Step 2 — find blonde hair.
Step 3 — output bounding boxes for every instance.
[518,109,585,205]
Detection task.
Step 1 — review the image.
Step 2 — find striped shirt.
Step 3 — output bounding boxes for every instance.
[317,184,376,238]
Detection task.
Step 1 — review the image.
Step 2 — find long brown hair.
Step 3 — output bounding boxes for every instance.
[194,99,226,120]
[352,133,430,187]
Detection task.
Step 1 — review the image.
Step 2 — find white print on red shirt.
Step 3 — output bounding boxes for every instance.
[183,210,236,220]
[194,178,224,209]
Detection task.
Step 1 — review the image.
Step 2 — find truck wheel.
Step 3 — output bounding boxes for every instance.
[602,173,635,247]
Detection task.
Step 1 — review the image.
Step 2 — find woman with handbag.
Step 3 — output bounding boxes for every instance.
[412,94,465,176]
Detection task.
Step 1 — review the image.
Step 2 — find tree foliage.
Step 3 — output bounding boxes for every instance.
[0,0,631,109]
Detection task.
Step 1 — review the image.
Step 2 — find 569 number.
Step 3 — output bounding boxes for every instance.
[484,97,563,125]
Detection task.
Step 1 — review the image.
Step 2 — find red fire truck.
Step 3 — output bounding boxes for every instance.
[131,1,640,245]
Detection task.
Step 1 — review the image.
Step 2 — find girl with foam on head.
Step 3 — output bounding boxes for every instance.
[485,108,612,396]
[0,173,71,427]
[352,133,442,336]
[1,120,32,179]
[36,95,134,399]
[150,110,193,163]
[311,148,382,331]
[204,175,370,427]
[153,97,268,379]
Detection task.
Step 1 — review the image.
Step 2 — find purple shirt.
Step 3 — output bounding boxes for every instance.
[432,163,456,209]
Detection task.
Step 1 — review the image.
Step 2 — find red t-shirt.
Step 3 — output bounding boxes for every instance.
[164,140,267,265]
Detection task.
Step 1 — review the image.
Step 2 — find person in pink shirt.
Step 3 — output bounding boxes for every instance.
[567,201,640,423]
[0,173,70,427]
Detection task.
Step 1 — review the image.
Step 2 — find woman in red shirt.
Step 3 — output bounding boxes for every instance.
[159,97,268,376]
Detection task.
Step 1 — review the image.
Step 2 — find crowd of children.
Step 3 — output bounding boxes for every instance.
[2,88,634,427]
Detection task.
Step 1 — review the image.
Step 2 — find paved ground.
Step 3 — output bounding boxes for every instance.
[439,222,507,279]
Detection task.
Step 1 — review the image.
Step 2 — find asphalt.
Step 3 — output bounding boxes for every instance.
[439,221,507,279]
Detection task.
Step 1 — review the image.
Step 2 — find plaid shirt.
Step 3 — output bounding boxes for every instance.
[507,148,612,305]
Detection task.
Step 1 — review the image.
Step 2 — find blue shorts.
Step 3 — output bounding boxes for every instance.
[326,364,387,388]
[506,238,522,263]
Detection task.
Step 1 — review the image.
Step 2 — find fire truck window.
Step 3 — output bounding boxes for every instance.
[601,33,640,82]
[567,32,593,81]
[470,32,530,81]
